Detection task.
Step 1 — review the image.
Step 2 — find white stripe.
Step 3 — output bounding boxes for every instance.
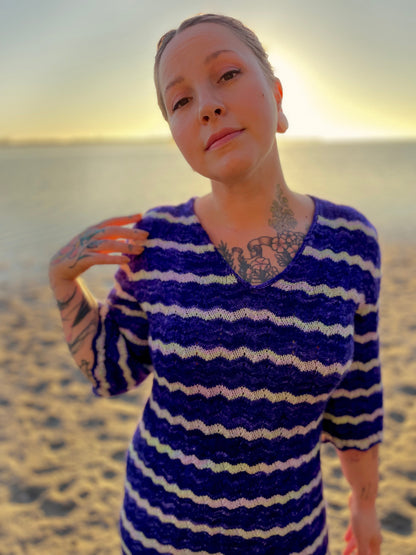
[323,407,383,426]
[321,431,383,450]
[356,303,378,316]
[113,280,137,302]
[350,358,380,372]
[120,506,328,555]
[330,382,382,399]
[354,331,378,344]
[124,266,237,285]
[154,371,331,405]
[149,337,351,377]
[117,335,136,390]
[94,304,111,396]
[139,419,321,474]
[303,246,381,278]
[120,327,149,347]
[141,302,353,337]
[146,238,215,253]
[272,279,365,305]
[120,506,222,554]
[127,443,323,509]
[317,215,378,239]
[124,479,327,539]
[148,396,323,441]
[112,303,147,318]
[146,210,198,225]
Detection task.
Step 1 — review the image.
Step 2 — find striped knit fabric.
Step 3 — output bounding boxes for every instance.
[91,196,383,555]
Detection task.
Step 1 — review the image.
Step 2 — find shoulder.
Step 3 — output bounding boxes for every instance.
[314,196,378,235]
[313,196,381,266]
[133,198,198,233]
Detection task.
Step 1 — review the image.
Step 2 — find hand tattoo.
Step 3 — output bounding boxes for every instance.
[51,229,101,268]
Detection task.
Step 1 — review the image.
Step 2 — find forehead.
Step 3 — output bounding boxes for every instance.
[159,22,254,87]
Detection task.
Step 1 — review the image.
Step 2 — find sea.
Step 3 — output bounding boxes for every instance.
[0,139,415,287]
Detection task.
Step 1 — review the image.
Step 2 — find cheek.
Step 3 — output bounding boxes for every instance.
[170,124,198,166]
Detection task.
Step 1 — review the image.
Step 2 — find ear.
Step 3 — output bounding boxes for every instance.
[273,78,289,134]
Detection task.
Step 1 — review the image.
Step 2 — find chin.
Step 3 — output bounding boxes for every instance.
[198,154,258,185]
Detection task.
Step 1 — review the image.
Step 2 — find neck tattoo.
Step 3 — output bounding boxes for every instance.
[217,188,307,285]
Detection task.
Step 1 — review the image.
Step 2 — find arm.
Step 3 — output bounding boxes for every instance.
[337,444,382,555]
[49,214,147,383]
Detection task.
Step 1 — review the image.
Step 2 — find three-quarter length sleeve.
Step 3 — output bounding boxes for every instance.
[90,263,152,397]
[321,243,383,451]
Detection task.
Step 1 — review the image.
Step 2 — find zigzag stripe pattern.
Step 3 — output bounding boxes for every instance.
[317,215,378,239]
[127,442,323,508]
[272,278,365,304]
[148,396,324,440]
[141,302,353,337]
[153,371,330,404]
[124,479,327,539]
[146,210,198,225]
[124,267,238,285]
[138,419,321,474]
[120,507,329,555]
[303,246,381,277]
[91,196,383,553]
[146,238,215,253]
[149,337,351,376]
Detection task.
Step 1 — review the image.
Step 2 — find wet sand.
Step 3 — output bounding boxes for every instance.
[1,243,415,554]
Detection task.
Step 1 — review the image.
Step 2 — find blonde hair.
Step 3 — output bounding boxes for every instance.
[154,13,276,120]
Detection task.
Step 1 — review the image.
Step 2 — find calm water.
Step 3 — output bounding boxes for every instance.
[0,140,415,285]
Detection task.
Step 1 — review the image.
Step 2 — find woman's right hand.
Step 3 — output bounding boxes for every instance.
[49,213,147,284]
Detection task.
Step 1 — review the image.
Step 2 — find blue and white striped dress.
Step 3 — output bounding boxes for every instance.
[91,196,383,554]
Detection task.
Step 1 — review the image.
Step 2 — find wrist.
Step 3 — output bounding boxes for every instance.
[350,489,378,511]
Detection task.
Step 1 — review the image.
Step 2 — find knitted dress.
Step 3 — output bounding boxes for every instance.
[91,196,383,555]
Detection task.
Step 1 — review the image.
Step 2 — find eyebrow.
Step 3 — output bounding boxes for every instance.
[164,49,237,94]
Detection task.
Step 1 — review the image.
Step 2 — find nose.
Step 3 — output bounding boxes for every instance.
[198,91,225,123]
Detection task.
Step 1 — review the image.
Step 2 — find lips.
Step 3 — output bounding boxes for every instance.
[205,128,244,151]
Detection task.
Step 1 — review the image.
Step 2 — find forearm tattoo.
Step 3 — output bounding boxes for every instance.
[217,188,306,285]
[79,359,94,381]
[68,317,98,356]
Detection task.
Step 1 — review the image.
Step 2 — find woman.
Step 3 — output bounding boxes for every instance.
[49,14,383,555]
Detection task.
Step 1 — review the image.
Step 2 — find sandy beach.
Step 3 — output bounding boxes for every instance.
[1,242,415,554]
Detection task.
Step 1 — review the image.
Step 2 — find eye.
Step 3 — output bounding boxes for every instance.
[219,69,241,82]
[173,97,190,111]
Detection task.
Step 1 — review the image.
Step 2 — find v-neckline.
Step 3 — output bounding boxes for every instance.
[190,195,320,290]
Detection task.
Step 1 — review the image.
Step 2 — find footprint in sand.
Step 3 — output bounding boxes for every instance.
[10,483,46,504]
[389,411,405,423]
[399,384,416,396]
[40,497,77,516]
[381,511,413,536]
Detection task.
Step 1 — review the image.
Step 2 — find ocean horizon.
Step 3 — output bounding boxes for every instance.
[1,138,415,285]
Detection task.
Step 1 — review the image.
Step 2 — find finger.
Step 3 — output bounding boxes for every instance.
[95,213,143,228]
[343,536,357,555]
[94,227,149,241]
[83,253,131,266]
[86,239,145,255]
[344,523,353,541]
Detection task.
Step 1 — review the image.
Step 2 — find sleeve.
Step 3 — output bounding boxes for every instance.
[321,240,383,451]
[90,262,152,397]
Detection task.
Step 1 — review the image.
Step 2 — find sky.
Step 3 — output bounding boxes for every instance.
[1,0,415,141]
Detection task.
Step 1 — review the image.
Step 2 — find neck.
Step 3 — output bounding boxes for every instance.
[206,147,292,230]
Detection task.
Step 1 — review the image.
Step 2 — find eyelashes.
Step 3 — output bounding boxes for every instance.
[219,69,241,82]
[173,97,190,111]
[171,68,242,112]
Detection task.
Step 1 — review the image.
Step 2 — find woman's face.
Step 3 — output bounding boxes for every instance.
[158,23,282,185]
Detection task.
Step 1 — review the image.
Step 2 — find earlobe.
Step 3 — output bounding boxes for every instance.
[273,79,288,134]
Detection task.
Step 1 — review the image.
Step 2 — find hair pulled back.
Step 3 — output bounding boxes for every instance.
[154,13,276,120]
